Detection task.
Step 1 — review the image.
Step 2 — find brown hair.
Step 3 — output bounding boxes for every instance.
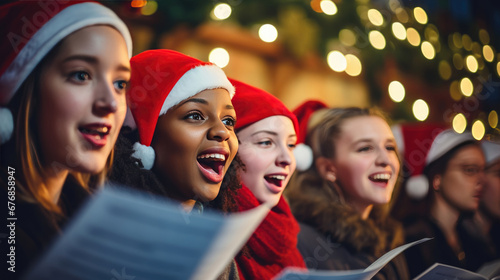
[285,107,404,256]
[6,44,112,217]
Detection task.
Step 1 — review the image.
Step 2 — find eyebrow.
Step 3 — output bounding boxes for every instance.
[178,98,234,110]
[179,98,208,107]
[352,138,396,145]
[62,55,131,72]
[251,130,278,137]
[251,130,297,138]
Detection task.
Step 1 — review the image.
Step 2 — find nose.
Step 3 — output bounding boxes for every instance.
[208,119,231,142]
[93,80,118,115]
[375,148,390,167]
[276,144,293,167]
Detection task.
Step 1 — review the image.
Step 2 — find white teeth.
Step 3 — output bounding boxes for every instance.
[372,173,391,180]
[268,175,286,181]
[197,153,226,160]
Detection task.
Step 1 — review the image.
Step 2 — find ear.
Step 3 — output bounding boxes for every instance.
[432,174,441,192]
[315,157,337,182]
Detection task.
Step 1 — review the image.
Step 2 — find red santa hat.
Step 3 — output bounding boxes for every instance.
[0,0,133,145]
[392,124,474,199]
[127,49,235,170]
[481,140,500,167]
[231,79,298,134]
[290,100,328,171]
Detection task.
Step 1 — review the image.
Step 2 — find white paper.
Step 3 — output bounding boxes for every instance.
[274,238,431,280]
[414,263,487,280]
[22,186,270,280]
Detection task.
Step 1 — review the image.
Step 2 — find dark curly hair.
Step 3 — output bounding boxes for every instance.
[109,128,241,213]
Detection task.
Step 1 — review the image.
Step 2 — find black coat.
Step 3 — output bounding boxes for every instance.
[404,216,496,278]
[1,176,90,280]
[297,223,410,280]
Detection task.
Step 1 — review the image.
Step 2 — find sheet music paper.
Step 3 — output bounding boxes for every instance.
[23,186,270,280]
[274,238,431,280]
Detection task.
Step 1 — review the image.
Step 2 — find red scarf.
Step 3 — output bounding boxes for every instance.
[235,185,306,280]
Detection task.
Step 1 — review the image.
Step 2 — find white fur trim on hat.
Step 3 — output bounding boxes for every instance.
[132,142,155,170]
[294,143,314,171]
[426,129,474,165]
[482,141,500,166]
[0,2,132,105]
[159,64,235,116]
[0,107,13,145]
[406,174,429,200]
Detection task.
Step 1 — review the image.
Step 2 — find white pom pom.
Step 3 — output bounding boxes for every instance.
[406,174,429,200]
[131,142,155,170]
[294,143,314,171]
[0,107,14,145]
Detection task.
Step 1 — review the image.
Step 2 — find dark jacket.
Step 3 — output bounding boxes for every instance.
[297,223,410,280]
[1,176,90,280]
[404,216,496,278]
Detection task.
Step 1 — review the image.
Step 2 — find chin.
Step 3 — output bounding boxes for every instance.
[198,185,222,202]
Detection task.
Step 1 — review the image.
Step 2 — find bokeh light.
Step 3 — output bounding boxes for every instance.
[369,30,386,50]
[407,28,421,46]
[212,3,232,20]
[449,80,462,101]
[327,51,347,72]
[471,120,485,140]
[460,77,473,97]
[439,60,452,80]
[479,29,490,45]
[209,48,230,68]
[367,9,384,26]
[465,55,478,73]
[259,24,278,43]
[141,0,157,16]
[421,41,435,60]
[483,45,494,62]
[413,99,429,121]
[452,113,467,133]
[339,29,356,46]
[392,22,406,40]
[489,111,498,128]
[453,53,464,70]
[388,81,405,102]
[345,54,362,76]
[320,0,338,15]
[413,7,428,24]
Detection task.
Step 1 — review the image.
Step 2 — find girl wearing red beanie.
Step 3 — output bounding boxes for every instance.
[230,79,306,279]
[0,1,132,277]
[109,49,240,279]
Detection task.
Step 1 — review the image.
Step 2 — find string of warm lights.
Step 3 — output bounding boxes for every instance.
[126,0,499,140]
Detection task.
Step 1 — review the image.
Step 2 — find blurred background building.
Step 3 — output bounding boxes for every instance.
[105,0,499,141]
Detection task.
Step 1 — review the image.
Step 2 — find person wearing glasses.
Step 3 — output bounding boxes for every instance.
[404,129,494,277]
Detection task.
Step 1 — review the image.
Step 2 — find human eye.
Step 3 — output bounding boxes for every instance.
[222,116,236,128]
[386,145,397,152]
[114,80,129,93]
[68,71,90,83]
[288,143,297,149]
[462,165,481,176]
[257,140,273,147]
[357,146,372,152]
[184,111,205,121]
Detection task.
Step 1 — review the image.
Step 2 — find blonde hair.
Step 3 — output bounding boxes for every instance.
[11,53,112,217]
